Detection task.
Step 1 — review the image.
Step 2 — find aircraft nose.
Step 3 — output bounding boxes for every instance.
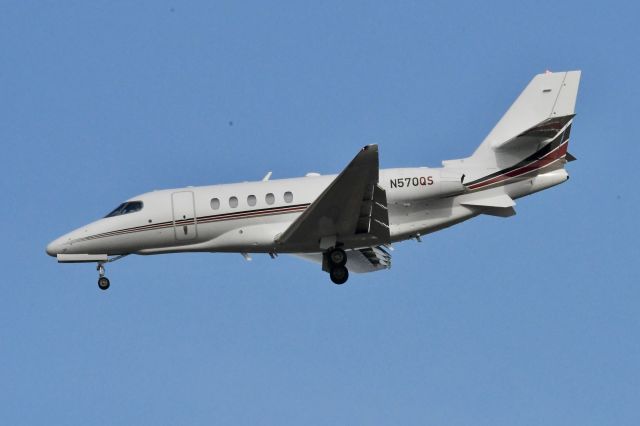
[46,238,64,257]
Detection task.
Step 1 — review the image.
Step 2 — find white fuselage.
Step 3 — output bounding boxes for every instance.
[46,164,568,258]
[45,70,580,290]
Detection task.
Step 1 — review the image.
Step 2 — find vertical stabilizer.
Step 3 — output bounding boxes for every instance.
[444,71,581,172]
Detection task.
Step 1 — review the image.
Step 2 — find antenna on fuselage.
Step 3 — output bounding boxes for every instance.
[262,171,272,181]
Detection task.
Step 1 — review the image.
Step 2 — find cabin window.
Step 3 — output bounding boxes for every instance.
[247,195,257,207]
[210,198,220,210]
[265,193,275,205]
[284,191,293,203]
[104,201,143,218]
[229,196,239,208]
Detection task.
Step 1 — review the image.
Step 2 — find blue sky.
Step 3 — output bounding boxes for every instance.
[1,1,639,424]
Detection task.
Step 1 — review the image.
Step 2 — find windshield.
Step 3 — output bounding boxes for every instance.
[105,201,143,218]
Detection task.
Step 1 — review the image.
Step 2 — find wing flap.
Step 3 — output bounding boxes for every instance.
[356,184,390,238]
[292,245,391,274]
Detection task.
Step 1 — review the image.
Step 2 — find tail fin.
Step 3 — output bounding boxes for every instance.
[444,70,581,172]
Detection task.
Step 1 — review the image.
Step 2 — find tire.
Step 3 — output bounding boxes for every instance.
[98,277,110,290]
[329,266,349,285]
[328,248,347,267]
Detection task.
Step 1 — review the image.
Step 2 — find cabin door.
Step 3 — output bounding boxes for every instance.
[171,191,197,240]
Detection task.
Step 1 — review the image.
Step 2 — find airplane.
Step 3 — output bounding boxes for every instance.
[46,70,581,290]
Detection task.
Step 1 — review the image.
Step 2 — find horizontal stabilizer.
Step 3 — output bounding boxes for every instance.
[492,114,574,151]
[460,193,515,208]
[481,206,516,217]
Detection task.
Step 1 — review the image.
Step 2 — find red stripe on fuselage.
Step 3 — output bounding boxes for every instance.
[467,140,569,190]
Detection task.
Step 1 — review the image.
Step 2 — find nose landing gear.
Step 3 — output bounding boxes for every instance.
[97,263,110,290]
[94,255,128,290]
[98,276,110,290]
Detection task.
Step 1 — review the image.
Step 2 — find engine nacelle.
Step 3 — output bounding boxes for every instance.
[529,169,569,194]
[382,168,466,202]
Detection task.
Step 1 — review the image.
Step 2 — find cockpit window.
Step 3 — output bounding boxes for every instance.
[105,201,144,218]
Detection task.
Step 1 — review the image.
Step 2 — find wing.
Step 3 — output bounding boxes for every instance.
[293,245,392,273]
[276,145,390,252]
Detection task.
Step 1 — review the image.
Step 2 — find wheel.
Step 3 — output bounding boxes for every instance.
[98,276,110,290]
[328,248,347,267]
[330,266,349,285]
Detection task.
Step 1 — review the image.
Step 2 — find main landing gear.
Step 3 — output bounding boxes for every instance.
[97,263,110,290]
[326,248,349,285]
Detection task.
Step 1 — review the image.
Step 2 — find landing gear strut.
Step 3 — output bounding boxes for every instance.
[93,255,128,291]
[97,263,110,290]
[326,248,349,285]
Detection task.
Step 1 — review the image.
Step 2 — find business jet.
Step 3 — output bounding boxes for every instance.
[46,70,581,290]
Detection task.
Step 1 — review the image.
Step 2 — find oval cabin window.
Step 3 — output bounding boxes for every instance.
[210,198,220,210]
[229,196,238,208]
[247,195,257,206]
[284,191,293,203]
[265,193,275,205]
